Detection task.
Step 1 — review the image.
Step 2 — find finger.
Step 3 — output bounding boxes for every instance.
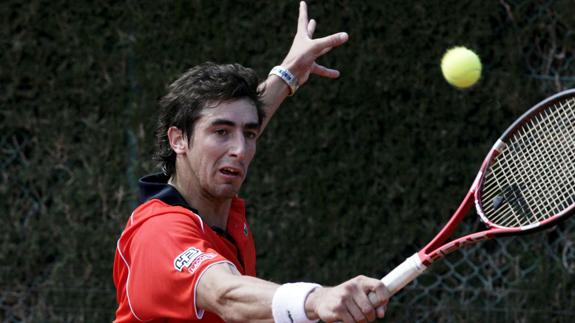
[297,1,309,35]
[344,299,367,323]
[376,304,387,319]
[333,311,355,323]
[367,291,378,306]
[314,46,333,58]
[356,297,377,322]
[311,63,340,79]
[313,32,349,53]
[353,290,378,322]
[369,291,388,319]
[372,284,392,306]
[307,18,316,37]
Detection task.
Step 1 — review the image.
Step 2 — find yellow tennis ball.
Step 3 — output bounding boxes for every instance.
[441,46,482,89]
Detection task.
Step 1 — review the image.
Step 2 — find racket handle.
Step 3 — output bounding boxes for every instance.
[338,253,427,323]
[380,253,427,296]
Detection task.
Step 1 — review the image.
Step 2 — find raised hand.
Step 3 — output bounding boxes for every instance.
[281,1,349,85]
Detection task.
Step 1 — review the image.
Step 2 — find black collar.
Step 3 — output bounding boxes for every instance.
[138,173,234,234]
[138,173,199,215]
[139,172,244,268]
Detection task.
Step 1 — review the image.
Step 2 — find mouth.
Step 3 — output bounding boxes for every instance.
[219,166,243,178]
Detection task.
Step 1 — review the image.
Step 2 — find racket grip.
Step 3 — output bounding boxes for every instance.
[381,253,427,296]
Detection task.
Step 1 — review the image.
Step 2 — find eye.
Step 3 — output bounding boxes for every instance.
[215,129,228,136]
[245,131,258,139]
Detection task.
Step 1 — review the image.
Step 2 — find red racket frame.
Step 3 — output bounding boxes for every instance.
[380,89,575,296]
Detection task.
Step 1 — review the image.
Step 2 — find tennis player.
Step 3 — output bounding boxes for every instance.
[113,2,390,322]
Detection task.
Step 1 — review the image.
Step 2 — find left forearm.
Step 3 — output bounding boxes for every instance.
[258,74,291,133]
[257,1,348,135]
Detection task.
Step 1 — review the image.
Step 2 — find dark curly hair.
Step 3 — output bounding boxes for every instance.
[154,62,265,177]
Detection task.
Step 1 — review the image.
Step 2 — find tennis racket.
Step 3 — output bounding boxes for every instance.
[378,88,575,297]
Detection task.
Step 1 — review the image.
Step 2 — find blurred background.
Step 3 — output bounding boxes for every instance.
[2,0,574,321]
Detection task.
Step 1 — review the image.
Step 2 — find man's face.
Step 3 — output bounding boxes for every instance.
[184,98,260,199]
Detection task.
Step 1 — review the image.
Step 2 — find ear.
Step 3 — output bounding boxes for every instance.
[167,126,188,154]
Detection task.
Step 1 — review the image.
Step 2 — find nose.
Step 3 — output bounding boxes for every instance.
[228,133,247,160]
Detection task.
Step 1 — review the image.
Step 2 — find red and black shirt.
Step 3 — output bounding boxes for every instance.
[113,173,256,322]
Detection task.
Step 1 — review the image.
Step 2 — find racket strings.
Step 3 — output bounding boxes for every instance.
[492,108,575,225]
[498,103,575,223]
[481,97,575,228]
[513,110,575,215]
[511,102,575,220]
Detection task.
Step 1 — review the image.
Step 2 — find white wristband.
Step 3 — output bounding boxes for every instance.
[272,282,321,323]
[269,66,299,96]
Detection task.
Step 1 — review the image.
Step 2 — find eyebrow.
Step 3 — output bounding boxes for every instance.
[210,119,260,130]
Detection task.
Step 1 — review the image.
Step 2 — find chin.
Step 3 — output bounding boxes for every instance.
[212,186,240,199]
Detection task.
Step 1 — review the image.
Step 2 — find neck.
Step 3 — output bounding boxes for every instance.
[168,174,232,230]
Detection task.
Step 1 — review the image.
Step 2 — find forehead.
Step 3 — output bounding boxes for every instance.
[198,98,259,126]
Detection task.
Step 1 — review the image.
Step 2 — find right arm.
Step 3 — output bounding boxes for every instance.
[196,263,390,323]
[196,263,278,322]
[123,212,390,322]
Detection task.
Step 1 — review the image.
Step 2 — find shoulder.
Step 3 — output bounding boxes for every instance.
[125,199,208,247]
[134,199,206,230]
